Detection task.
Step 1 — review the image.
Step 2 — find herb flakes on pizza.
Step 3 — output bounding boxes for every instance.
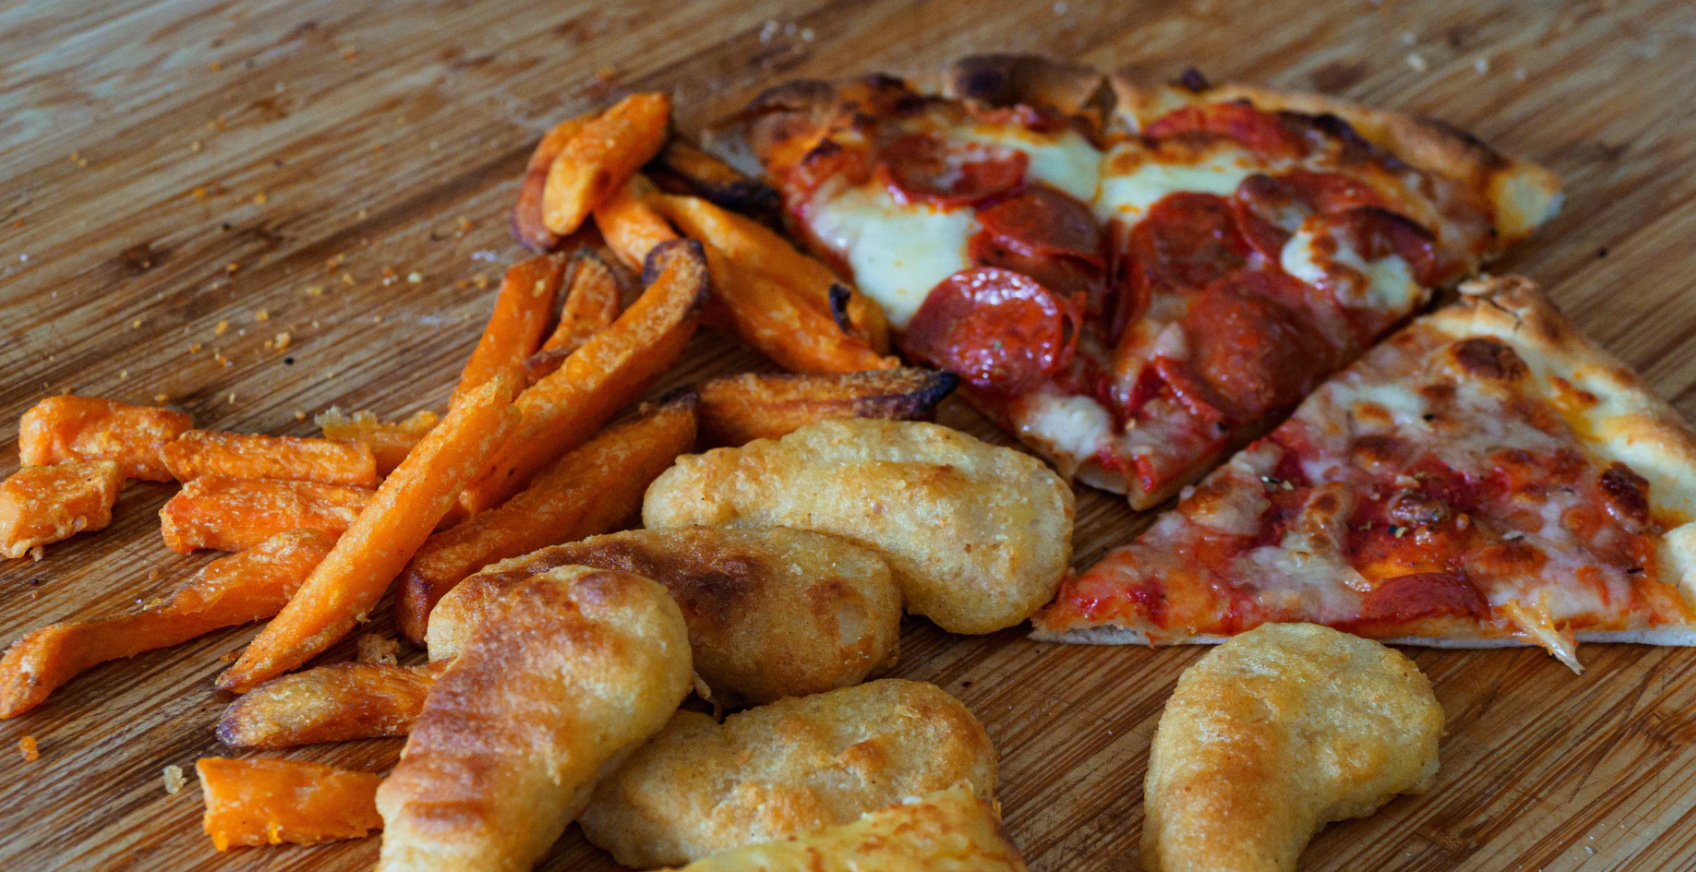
[1034,276,1696,669]
[712,56,1563,508]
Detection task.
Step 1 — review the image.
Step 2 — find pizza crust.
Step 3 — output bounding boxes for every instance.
[1106,71,1564,246]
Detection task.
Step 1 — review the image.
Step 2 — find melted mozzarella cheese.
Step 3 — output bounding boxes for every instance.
[1019,391,1114,472]
[1094,142,1259,224]
[806,184,977,328]
[1280,224,1423,312]
[956,124,1102,202]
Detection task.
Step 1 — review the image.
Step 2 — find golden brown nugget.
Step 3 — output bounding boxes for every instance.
[376,566,692,872]
[643,419,1074,634]
[1143,623,1443,872]
[428,527,899,705]
[578,678,997,868]
[666,785,1026,871]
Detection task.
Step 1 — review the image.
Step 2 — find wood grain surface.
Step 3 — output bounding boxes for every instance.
[4,0,1696,869]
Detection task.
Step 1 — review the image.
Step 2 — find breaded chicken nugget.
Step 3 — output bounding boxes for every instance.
[643,419,1074,634]
[376,566,692,872]
[1143,623,1443,872]
[579,678,998,868]
[429,527,900,705]
[665,785,1027,871]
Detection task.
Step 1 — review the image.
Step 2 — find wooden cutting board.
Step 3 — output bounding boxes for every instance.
[5,0,1696,868]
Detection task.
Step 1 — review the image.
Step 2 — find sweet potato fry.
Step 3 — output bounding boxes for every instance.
[523,249,628,383]
[216,661,443,749]
[652,138,782,218]
[19,395,193,481]
[456,239,709,515]
[317,409,439,476]
[217,376,520,693]
[0,529,334,718]
[0,460,123,560]
[396,393,698,644]
[543,92,672,236]
[690,239,898,374]
[513,116,592,252]
[697,368,959,447]
[450,253,569,407]
[593,173,679,272]
[648,192,889,352]
[162,430,378,488]
[159,477,373,553]
[197,757,383,851]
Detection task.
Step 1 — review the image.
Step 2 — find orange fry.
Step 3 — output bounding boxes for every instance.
[524,249,627,383]
[648,193,889,352]
[0,460,122,560]
[593,173,681,272]
[216,661,441,749]
[450,253,569,407]
[159,477,372,553]
[694,240,898,374]
[162,430,378,488]
[543,92,672,236]
[397,393,697,644]
[513,116,591,252]
[217,375,520,693]
[19,395,192,481]
[697,368,959,447]
[0,529,334,718]
[651,138,782,217]
[317,409,439,476]
[197,757,383,851]
[456,239,709,515]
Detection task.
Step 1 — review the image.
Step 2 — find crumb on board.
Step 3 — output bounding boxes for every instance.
[154,393,168,404]
[254,309,270,322]
[303,284,325,297]
[18,736,39,762]
[214,320,229,336]
[273,332,291,352]
[1406,53,1428,72]
[407,271,422,284]
[163,764,187,794]
[253,192,268,205]
[357,634,402,666]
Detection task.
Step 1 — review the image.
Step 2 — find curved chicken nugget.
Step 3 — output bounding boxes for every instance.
[430,526,900,705]
[642,419,1074,634]
[667,785,1027,871]
[376,565,692,872]
[1144,623,1443,872]
[578,678,997,868]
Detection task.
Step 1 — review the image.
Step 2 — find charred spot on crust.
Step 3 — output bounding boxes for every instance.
[1449,337,1529,381]
[1175,67,1211,92]
[1351,434,1409,471]
[828,283,854,333]
[1599,461,1652,526]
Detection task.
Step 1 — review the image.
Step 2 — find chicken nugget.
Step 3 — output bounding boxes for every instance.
[1143,622,1443,872]
[579,678,997,868]
[430,526,899,705]
[376,565,692,872]
[666,785,1027,871]
[643,419,1074,634]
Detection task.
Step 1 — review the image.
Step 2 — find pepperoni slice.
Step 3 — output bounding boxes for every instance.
[1142,101,1306,159]
[1231,171,1387,261]
[879,133,1028,206]
[975,185,1104,265]
[1336,206,1441,285]
[900,267,1083,396]
[1350,572,1488,628]
[1114,192,1248,341]
[967,233,1109,316]
[1160,271,1336,422]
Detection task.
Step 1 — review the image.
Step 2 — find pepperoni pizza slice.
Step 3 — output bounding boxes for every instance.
[1033,277,1696,668]
[714,57,1562,508]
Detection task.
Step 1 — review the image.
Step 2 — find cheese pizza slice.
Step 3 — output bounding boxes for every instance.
[715,57,1561,508]
[1034,276,1696,668]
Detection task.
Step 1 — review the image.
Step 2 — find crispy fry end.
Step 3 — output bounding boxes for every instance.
[542,92,672,236]
[697,368,958,446]
[513,116,592,251]
[317,409,440,476]
[19,395,192,481]
[525,248,629,382]
[452,252,569,407]
[162,429,379,488]
[197,757,383,851]
[0,460,123,560]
